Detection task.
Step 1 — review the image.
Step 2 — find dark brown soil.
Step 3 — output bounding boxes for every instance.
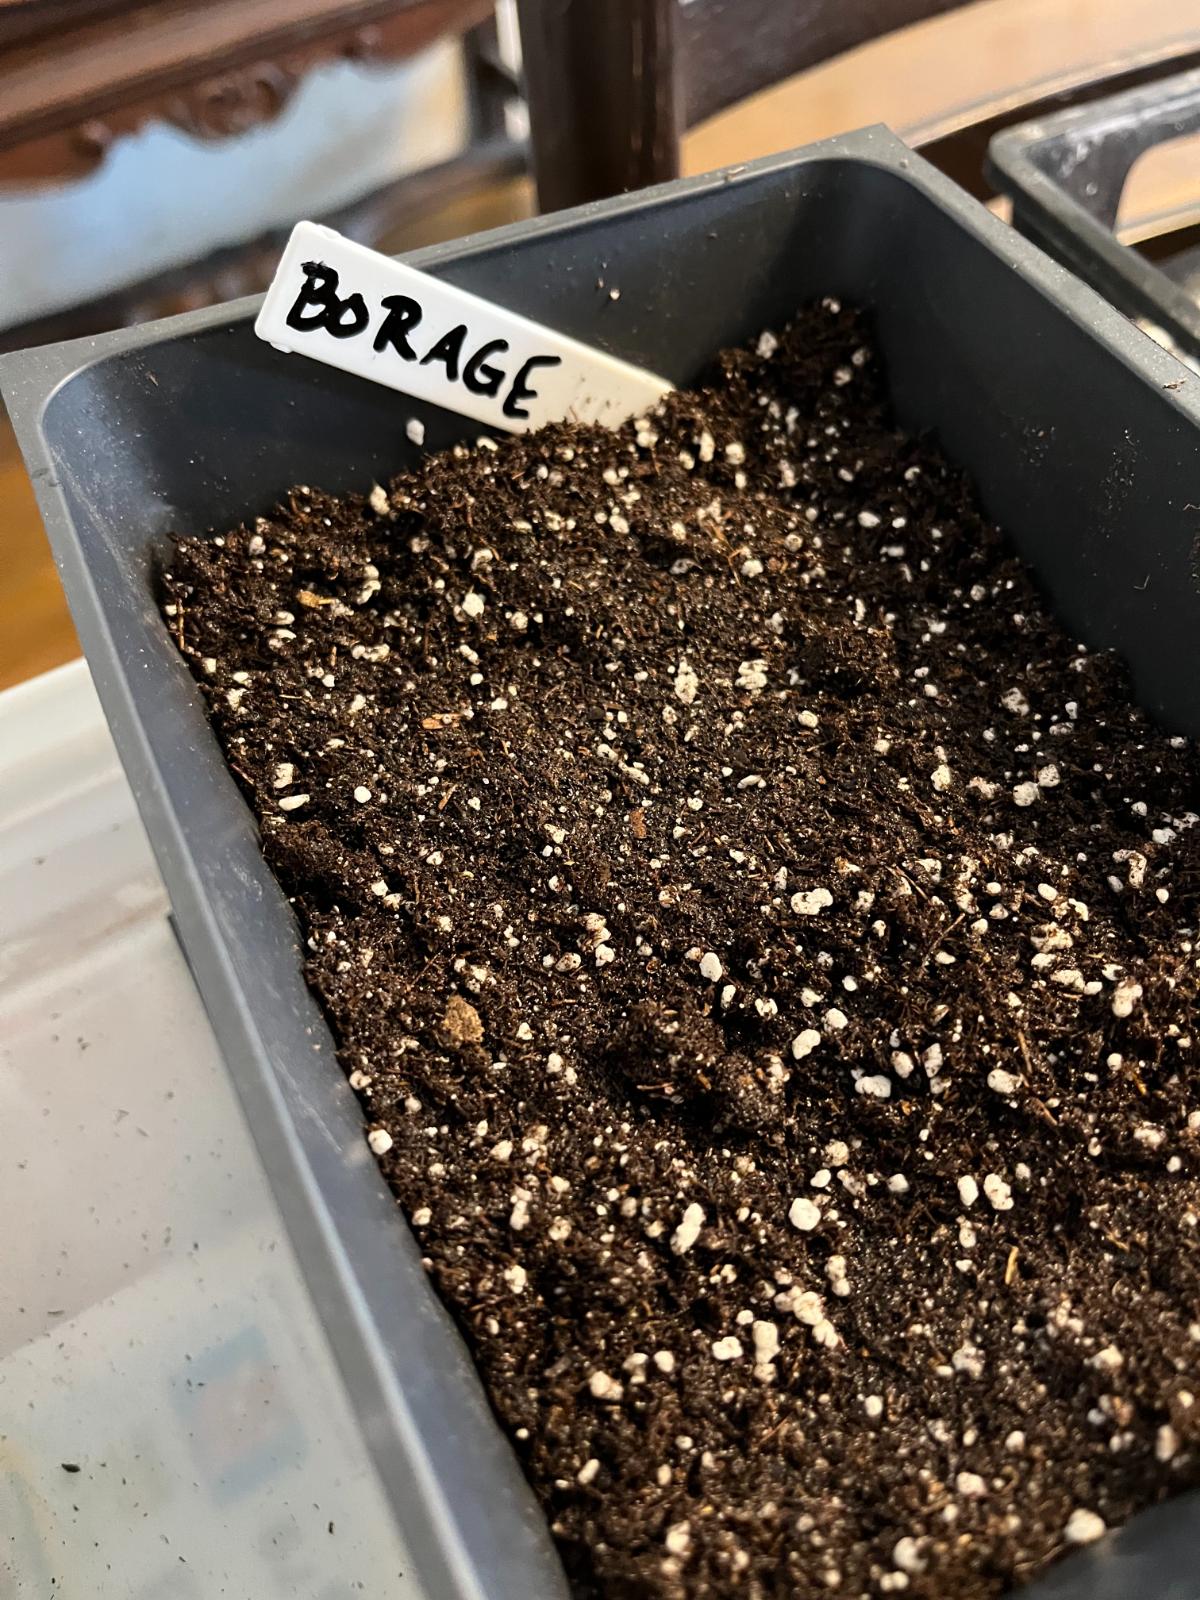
[164,301,1200,1599]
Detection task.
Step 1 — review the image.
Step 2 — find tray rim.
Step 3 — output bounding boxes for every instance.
[987,63,1200,362]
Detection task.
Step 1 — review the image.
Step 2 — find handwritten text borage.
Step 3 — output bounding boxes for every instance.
[255,221,671,435]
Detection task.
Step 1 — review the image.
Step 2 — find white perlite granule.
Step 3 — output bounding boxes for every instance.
[711,1335,744,1361]
[664,1522,692,1555]
[983,1173,1014,1211]
[674,660,700,704]
[789,1196,821,1231]
[671,1202,706,1255]
[588,1371,623,1402]
[699,951,724,982]
[791,888,834,915]
[1064,1509,1106,1545]
[855,1074,892,1099]
[751,1320,780,1379]
[1111,979,1143,1018]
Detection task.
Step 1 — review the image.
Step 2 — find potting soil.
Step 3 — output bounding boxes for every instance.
[164,301,1200,1599]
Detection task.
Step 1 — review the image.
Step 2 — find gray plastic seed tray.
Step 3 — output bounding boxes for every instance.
[3,128,1199,1598]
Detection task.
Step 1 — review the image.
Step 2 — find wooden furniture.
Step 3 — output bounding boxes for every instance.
[0,0,525,344]
[515,0,1200,212]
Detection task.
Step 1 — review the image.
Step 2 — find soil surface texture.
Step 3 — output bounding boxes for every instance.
[164,301,1200,1599]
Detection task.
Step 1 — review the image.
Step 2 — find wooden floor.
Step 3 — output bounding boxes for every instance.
[3,0,1198,690]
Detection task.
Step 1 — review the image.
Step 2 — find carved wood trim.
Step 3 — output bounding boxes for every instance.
[162,61,299,142]
[0,0,492,181]
[0,134,525,353]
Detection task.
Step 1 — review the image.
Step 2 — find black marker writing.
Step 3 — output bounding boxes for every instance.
[420,324,468,381]
[374,295,421,358]
[463,339,509,398]
[283,260,564,419]
[286,261,369,340]
[504,355,563,420]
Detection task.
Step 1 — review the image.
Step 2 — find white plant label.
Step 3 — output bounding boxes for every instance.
[255,221,672,435]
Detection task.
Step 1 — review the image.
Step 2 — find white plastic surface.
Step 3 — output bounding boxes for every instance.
[255,220,672,433]
[0,662,414,1597]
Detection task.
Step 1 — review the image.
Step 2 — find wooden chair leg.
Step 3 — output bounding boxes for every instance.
[516,0,681,213]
